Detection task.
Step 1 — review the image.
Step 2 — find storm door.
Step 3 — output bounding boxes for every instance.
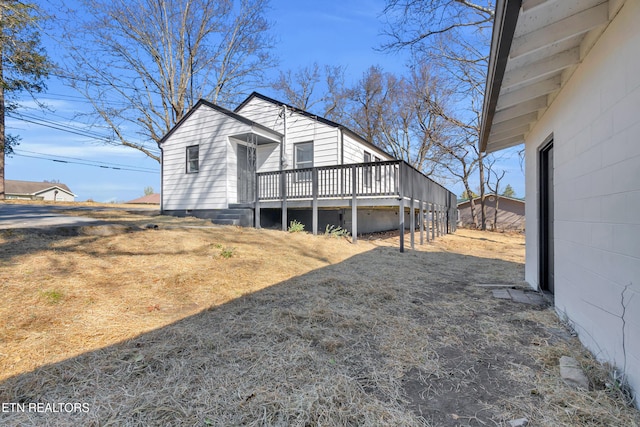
[539,140,554,294]
[237,138,257,203]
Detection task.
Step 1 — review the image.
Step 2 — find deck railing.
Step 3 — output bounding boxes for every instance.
[257,160,402,200]
[257,160,455,209]
[256,160,458,251]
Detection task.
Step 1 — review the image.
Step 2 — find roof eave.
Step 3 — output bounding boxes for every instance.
[479,0,522,153]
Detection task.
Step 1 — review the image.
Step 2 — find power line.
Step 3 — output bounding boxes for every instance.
[15,149,159,172]
[12,152,159,174]
[7,112,161,156]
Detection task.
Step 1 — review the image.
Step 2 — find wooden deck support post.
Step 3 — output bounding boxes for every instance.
[426,202,430,243]
[410,196,415,249]
[255,201,261,229]
[419,200,424,245]
[398,163,405,253]
[432,204,436,240]
[281,172,287,232]
[351,164,358,244]
[312,168,318,235]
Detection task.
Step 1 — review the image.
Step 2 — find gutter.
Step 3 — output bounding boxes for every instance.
[479,0,522,153]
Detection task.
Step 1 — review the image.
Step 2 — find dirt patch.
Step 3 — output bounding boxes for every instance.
[0,212,637,426]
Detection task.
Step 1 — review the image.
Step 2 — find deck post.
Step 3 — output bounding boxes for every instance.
[426,202,430,243]
[312,168,318,235]
[351,164,358,244]
[410,196,415,249]
[255,201,261,229]
[398,162,405,253]
[281,171,287,232]
[431,203,436,241]
[419,199,424,245]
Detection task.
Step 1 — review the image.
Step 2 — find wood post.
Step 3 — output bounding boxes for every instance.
[312,168,318,235]
[281,172,287,231]
[398,163,405,252]
[419,200,424,245]
[351,164,358,244]
[255,201,261,229]
[432,204,436,241]
[410,197,415,250]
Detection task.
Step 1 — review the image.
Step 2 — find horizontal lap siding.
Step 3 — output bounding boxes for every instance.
[162,105,248,210]
[342,133,394,164]
[238,97,338,169]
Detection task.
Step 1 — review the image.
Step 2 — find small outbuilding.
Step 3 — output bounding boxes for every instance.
[4,180,76,202]
[457,195,525,231]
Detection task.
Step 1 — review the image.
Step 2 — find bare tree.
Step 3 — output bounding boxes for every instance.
[381,0,496,228]
[485,157,506,230]
[272,63,321,112]
[271,63,350,121]
[59,0,276,162]
[1,1,50,199]
[348,66,390,147]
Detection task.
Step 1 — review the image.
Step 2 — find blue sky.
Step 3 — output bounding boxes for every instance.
[6,0,524,202]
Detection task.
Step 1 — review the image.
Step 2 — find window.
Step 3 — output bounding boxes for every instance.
[364,151,372,187]
[186,145,199,173]
[295,142,313,181]
[374,156,382,182]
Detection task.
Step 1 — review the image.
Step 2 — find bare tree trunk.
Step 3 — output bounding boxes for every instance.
[478,149,486,230]
[0,26,5,201]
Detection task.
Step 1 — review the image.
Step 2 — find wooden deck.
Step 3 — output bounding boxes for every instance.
[254,160,457,252]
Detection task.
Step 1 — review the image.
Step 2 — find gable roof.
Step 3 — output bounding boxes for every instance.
[235,92,394,159]
[5,180,76,196]
[158,99,283,146]
[457,194,525,207]
[479,0,624,153]
[126,193,160,204]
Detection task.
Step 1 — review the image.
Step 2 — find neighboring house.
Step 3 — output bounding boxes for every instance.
[4,180,76,202]
[457,195,525,231]
[480,0,639,401]
[126,194,161,204]
[159,92,457,250]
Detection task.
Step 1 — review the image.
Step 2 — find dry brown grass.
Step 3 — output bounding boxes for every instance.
[0,208,638,426]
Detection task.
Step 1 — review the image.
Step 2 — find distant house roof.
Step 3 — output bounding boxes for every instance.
[5,180,76,197]
[126,193,160,204]
[457,194,524,207]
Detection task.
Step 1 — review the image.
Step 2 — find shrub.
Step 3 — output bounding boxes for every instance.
[288,220,305,233]
[325,224,350,238]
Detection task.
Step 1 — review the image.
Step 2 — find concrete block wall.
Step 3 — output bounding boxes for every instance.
[524,0,640,398]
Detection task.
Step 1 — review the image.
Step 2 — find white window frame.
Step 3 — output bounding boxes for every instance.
[186,145,199,173]
[364,151,372,187]
[294,141,314,181]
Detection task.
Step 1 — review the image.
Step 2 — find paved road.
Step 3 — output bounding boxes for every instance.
[0,203,141,229]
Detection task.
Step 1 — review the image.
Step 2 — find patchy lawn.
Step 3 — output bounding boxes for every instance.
[0,210,637,426]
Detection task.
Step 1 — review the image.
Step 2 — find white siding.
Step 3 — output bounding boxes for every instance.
[342,132,394,164]
[162,104,250,210]
[37,188,75,202]
[238,97,339,168]
[524,0,640,396]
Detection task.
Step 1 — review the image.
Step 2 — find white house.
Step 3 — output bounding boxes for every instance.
[480,0,639,400]
[159,92,457,249]
[4,180,76,202]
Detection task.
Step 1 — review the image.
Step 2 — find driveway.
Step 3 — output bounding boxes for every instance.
[0,203,154,229]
